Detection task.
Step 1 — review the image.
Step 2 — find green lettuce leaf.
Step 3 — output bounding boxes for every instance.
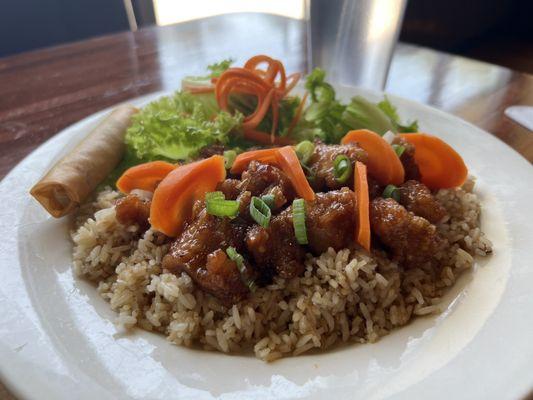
[207,59,233,78]
[297,68,348,143]
[125,91,242,162]
[377,96,419,132]
[293,68,419,141]
[342,96,395,135]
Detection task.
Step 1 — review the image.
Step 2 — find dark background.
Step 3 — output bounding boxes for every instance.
[0,0,532,73]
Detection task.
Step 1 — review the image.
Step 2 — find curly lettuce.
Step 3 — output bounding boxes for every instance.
[125,91,242,162]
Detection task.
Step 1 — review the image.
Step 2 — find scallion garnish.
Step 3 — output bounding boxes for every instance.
[250,196,271,227]
[226,247,256,292]
[205,191,239,218]
[260,194,276,210]
[295,140,315,164]
[392,144,406,157]
[383,184,400,202]
[223,150,237,169]
[292,198,308,244]
[205,191,224,202]
[333,155,352,184]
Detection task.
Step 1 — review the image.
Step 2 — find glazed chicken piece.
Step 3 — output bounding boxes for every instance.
[198,143,226,158]
[370,198,445,268]
[398,180,447,223]
[115,193,151,231]
[217,161,295,214]
[246,207,305,280]
[246,188,357,278]
[367,177,382,200]
[392,136,420,181]
[307,142,367,190]
[305,188,356,254]
[162,203,253,305]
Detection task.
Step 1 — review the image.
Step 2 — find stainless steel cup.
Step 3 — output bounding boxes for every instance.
[307,0,407,90]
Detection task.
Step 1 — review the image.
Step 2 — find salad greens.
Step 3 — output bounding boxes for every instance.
[291,68,418,143]
[125,91,242,162]
[118,62,418,182]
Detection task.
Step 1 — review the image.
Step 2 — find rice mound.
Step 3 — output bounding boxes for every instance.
[71,179,492,361]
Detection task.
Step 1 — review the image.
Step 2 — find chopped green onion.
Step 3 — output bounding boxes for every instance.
[206,198,240,218]
[205,191,225,202]
[392,144,406,157]
[223,150,237,169]
[226,247,256,292]
[295,140,315,164]
[292,198,308,245]
[383,184,400,202]
[333,155,352,184]
[260,194,276,210]
[250,196,271,228]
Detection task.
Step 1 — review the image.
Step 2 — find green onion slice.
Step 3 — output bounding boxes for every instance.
[206,197,240,218]
[260,194,276,210]
[205,191,225,202]
[383,184,400,202]
[250,196,271,228]
[333,155,352,184]
[223,150,237,169]
[392,144,406,157]
[295,140,315,164]
[292,198,308,245]
[226,247,256,292]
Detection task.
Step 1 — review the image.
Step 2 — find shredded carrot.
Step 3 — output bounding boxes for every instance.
[182,84,215,94]
[243,128,295,146]
[275,146,316,201]
[354,161,370,251]
[284,73,301,96]
[116,161,176,194]
[400,133,467,189]
[215,55,301,146]
[150,155,226,237]
[341,129,405,185]
[287,91,308,136]
[230,148,281,174]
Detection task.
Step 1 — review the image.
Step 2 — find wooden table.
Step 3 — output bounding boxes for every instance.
[0,12,532,400]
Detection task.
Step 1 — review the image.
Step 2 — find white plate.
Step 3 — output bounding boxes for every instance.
[1,86,532,400]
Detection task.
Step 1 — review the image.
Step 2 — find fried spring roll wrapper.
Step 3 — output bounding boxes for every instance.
[30,105,138,218]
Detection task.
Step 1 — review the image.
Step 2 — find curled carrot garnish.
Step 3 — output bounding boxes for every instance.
[215,55,300,145]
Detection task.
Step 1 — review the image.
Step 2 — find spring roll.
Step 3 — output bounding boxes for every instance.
[30,104,138,218]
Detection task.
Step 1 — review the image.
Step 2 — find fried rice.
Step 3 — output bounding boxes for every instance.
[71,178,492,361]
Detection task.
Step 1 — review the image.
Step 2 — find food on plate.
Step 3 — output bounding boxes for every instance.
[33,55,493,361]
[30,105,138,217]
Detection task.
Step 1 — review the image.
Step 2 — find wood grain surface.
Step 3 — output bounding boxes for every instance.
[0,12,532,400]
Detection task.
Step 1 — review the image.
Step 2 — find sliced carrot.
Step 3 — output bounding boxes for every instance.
[341,129,404,185]
[230,146,315,200]
[230,148,281,174]
[275,146,315,201]
[116,161,176,194]
[400,133,467,189]
[354,161,370,251]
[150,155,226,237]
